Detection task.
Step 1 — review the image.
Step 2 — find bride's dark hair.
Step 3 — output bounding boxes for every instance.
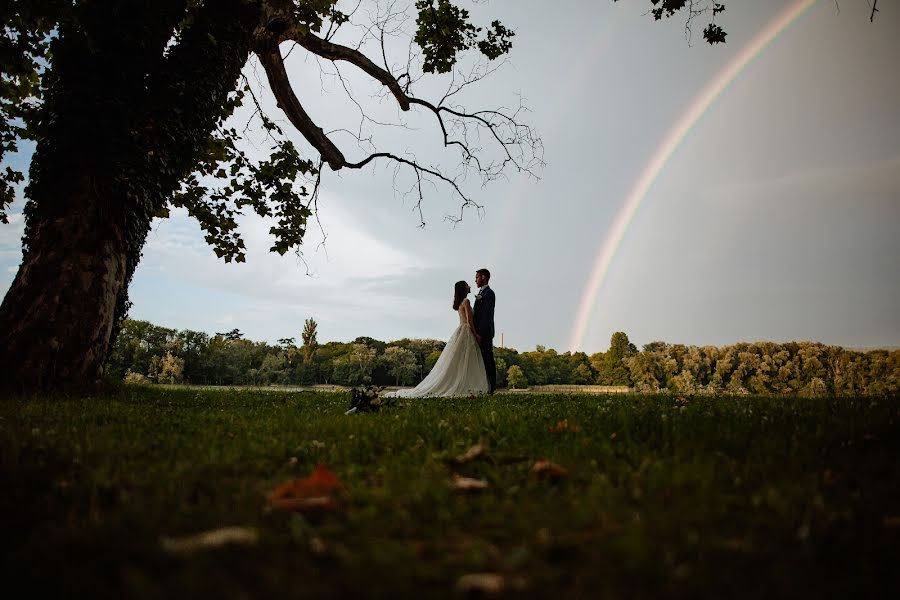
[452,280,468,311]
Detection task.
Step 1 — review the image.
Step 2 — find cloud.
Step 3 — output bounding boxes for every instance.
[711,155,900,206]
[0,212,24,244]
[130,188,461,343]
[139,190,430,295]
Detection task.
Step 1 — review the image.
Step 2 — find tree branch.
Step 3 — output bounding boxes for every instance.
[257,45,346,171]
[251,1,541,225]
[343,151,479,223]
[284,30,411,111]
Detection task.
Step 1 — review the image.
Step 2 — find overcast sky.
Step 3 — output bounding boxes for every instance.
[2,0,898,354]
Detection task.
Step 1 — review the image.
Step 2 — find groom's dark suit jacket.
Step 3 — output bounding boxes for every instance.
[473,286,495,340]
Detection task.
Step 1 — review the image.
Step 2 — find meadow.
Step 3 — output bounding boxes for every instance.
[2,387,898,598]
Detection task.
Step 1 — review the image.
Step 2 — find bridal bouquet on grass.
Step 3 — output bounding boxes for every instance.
[344,385,395,414]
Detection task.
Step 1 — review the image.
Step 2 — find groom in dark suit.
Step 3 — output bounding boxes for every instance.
[473,268,497,394]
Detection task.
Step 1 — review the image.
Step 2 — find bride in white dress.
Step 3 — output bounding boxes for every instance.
[383,281,489,398]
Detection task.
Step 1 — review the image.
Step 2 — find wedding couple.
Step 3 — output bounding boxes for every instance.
[385,269,496,398]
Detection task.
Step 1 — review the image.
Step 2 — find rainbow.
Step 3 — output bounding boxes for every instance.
[567,0,817,353]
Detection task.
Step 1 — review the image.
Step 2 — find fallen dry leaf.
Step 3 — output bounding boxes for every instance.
[883,516,900,528]
[531,459,569,481]
[451,442,488,464]
[160,526,259,554]
[549,419,581,433]
[451,474,490,491]
[822,468,841,486]
[309,536,327,555]
[268,464,344,512]
[456,573,505,596]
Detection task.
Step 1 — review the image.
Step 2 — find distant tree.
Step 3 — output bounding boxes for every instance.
[507,365,527,389]
[425,350,442,375]
[353,336,387,355]
[106,319,177,380]
[295,361,318,386]
[533,347,563,385]
[258,352,289,385]
[390,338,445,382]
[602,332,637,386]
[802,377,828,398]
[216,329,244,342]
[670,368,697,395]
[571,363,595,385]
[380,346,418,386]
[624,352,663,392]
[495,358,508,388]
[123,370,150,385]
[177,329,211,384]
[589,352,606,379]
[149,351,185,384]
[343,343,377,386]
[301,318,318,364]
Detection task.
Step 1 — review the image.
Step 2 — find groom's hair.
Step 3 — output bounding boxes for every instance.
[476,268,491,281]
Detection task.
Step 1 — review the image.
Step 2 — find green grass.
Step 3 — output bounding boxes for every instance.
[2,387,899,598]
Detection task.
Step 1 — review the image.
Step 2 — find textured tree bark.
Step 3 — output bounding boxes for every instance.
[0,184,132,390]
[0,0,261,392]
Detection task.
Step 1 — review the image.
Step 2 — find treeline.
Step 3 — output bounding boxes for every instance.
[107,320,900,396]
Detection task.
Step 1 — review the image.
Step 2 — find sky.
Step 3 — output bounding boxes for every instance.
[2,0,899,354]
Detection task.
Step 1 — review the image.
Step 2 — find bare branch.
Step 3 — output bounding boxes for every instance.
[441,58,507,105]
[309,158,330,259]
[408,95,543,181]
[344,151,478,215]
[870,0,879,23]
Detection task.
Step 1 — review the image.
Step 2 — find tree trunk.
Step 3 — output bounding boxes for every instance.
[0,0,262,392]
[0,184,133,390]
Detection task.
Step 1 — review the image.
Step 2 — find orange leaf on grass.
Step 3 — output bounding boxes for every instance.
[531,459,569,481]
[822,468,841,486]
[268,464,344,512]
[456,573,505,595]
[549,419,581,433]
[883,516,900,528]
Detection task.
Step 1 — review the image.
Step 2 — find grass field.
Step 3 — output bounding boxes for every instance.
[2,387,899,598]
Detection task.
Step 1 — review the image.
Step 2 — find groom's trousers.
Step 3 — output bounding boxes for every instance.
[479,337,496,393]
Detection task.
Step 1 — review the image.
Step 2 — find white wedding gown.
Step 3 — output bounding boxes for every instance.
[384,303,489,398]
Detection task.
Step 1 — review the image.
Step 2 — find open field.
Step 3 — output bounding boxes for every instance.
[2,387,899,598]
